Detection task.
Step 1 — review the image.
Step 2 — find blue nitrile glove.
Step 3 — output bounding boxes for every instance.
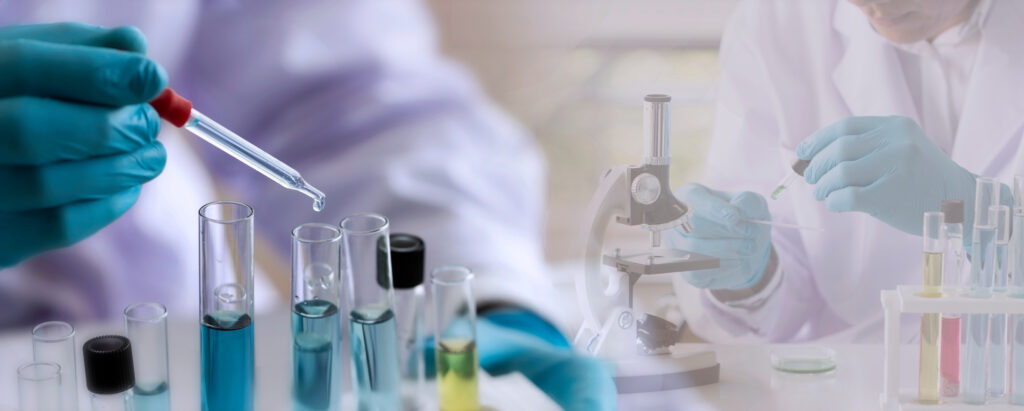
[0,23,168,267]
[427,308,617,411]
[668,183,772,290]
[797,116,1010,240]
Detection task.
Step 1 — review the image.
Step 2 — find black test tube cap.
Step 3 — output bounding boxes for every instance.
[378,233,425,289]
[942,200,964,224]
[83,335,135,395]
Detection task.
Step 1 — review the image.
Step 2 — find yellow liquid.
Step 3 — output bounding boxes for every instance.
[919,313,941,404]
[920,252,943,297]
[438,339,478,411]
[919,252,943,403]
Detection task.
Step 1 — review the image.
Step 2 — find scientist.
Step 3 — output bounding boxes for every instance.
[670,0,1022,342]
[0,1,612,408]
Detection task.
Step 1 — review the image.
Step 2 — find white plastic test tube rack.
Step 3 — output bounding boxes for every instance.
[882,286,1024,410]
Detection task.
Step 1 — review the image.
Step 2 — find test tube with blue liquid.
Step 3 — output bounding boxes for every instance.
[291,223,345,411]
[989,205,1010,398]
[1010,175,1024,405]
[963,178,1001,404]
[199,201,255,411]
[341,213,402,411]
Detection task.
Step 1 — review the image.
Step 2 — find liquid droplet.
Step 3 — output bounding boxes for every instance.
[313,197,325,212]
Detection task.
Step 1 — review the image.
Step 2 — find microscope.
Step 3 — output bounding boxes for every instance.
[573,94,721,393]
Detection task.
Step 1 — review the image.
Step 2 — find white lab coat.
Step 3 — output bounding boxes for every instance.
[0,0,566,330]
[675,0,1024,343]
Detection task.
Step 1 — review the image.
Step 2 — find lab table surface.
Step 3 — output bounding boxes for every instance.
[0,311,913,411]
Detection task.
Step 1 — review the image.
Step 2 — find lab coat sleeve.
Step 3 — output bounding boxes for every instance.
[176,1,567,328]
[680,0,827,342]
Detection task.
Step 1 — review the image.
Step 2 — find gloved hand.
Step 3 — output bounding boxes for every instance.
[427,309,617,411]
[0,23,168,267]
[668,183,772,290]
[797,116,994,237]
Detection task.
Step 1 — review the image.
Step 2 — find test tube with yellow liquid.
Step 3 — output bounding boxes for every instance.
[432,265,479,411]
[919,211,944,404]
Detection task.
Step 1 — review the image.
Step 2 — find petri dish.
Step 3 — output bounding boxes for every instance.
[771,346,837,374]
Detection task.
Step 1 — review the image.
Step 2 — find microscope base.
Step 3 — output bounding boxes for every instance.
[607,350,720,393]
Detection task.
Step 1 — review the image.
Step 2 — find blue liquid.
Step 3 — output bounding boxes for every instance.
[350,306,402,411]
[968,227,997,297]
[1012,314,1024,405]
[201,311,254,411]
[134,382,170,411]
[963,313,990,404]
[990,314,1007,397]
[1010,214,1024,296]
[292,300,343,411]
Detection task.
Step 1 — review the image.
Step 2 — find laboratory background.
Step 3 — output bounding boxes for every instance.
[4,0,1024,410]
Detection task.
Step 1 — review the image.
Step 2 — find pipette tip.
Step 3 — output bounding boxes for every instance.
[296,181,326,212]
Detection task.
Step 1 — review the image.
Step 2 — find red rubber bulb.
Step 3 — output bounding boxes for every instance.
[149,88,193,127]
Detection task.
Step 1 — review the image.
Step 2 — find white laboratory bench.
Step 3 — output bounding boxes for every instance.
[0,310,920,411]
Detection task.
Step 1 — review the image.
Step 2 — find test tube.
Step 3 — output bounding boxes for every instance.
[199,201,255,411]
[384,234,427,410]
[291,223,344,411]
[432,265,479,411]
[770,159,810,200]
[123,303,170,411]
[18,362,62,411]
[990,205,1011,398]
[340,213,402,411]
[918,211,943,404]
[83,336,136,411]
[940,200,964,397]
[1011,176,1024,405]
[963,177,1002,404]
[32,321,79,411]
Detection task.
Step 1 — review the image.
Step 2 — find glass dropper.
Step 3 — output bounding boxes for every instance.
[149,88,326,212]
[771,159,810,200]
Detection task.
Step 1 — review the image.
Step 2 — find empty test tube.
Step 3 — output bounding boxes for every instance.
[770,159,810,200]
[290,223,344,411]
[124,303,171,411]
[990,206,1011,398]
[918,211,943,404]
[18,362,62,411]
[385,234,428,410]
[432,265,480,411]
[32,321,79,411]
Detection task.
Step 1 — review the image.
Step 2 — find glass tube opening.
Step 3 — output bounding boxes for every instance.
[431,265,475,286]
[32,321,75,343]
[124,302,167,324]
[340,213,389,235]
[198,201,253,224]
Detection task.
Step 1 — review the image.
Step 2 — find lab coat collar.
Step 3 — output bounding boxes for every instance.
[950,0,1024,175]
[831,2,919,123]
